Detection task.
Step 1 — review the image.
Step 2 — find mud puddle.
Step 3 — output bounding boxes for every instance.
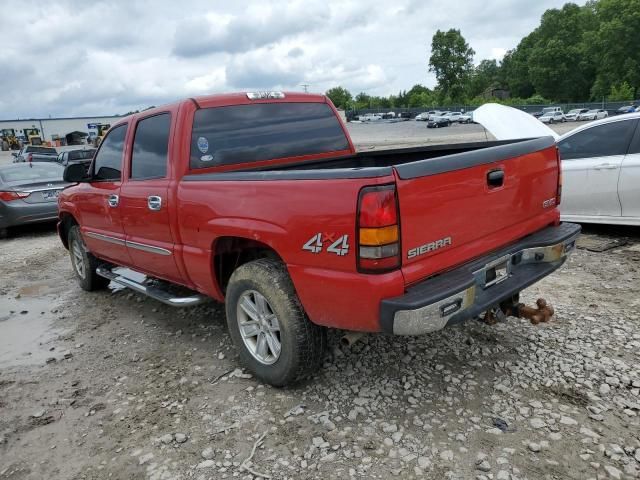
[0,294,65,367]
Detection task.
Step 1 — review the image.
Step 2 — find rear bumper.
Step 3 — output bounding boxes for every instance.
[0,201,59,229]
[380,222,581,335]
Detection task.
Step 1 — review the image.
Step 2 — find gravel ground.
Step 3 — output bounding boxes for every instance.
[1,122,639,480]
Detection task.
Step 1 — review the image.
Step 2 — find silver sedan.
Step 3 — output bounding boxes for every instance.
[0,163,70,238]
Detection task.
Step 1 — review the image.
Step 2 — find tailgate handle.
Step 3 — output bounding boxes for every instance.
[487,169,504,188]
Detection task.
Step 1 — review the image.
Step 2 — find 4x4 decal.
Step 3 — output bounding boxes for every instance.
[303,233,350,256]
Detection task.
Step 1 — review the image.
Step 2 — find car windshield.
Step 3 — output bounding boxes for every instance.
[587,109,598,113]
[568,110,580,114]
[25,146,57,154]
[0,163,64,183]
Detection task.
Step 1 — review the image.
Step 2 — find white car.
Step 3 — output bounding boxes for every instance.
[415,112,430,121]
[458,112,474,124]
[558,113,640,226]
[565,109,589,121]
[577,109,608,121]
[441,112,463,122]
[539,111,566,124]
[358,113,382,122]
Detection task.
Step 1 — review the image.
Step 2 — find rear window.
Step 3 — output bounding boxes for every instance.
[0,163,63,183]
[26,146,57,155]
[68,149,96,161]
[190,102,349,169]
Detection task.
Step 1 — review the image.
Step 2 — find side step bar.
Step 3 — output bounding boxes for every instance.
[96,266,209,307]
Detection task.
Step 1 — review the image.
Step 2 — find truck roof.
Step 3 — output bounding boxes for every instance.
[109,92,329,130]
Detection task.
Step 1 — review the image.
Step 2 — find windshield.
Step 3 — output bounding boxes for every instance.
[0,163,64,183]
[542,108,556,114]
[587,109,598,113]
[568,110,580,114]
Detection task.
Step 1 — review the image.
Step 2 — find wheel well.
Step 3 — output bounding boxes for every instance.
[213,237,283,294]
[58,213,78,249]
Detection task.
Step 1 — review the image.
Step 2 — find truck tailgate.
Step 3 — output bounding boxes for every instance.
[394,137,560,285]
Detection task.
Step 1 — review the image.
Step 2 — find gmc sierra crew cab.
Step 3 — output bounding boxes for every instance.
[57,92,580,386]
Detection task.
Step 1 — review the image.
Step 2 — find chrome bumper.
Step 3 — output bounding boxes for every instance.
[380,223,581,336]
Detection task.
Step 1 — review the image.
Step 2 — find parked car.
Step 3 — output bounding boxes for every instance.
[558,112,639,226]
[358,113,382,122]
[426,110,443,120]
[426,116,451,128]
[565,109,589,121]
[616,105,637,115]
[12,145,58,163]
[414,113,429,121]
[57,91,580,386]
[442,112,463,123]
[577,109,608,121]
[0,162,69,238]
[57,149,97,166]
[458,112,474,124]
[539,111,566,124]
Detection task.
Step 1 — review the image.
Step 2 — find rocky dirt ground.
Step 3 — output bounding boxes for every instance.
[1,124,639,480]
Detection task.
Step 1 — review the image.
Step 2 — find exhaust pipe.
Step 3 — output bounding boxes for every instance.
[340,331,365,347]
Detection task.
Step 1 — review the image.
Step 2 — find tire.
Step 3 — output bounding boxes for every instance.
[225,258,327,387]
[68,225,110,291]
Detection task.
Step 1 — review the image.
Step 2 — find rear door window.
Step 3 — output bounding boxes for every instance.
[190,102,349,169]
[559,120,638,160]
[131,113,171,179]
[93,124,127,181]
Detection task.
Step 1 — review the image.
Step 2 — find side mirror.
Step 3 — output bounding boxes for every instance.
[63,163,89,182]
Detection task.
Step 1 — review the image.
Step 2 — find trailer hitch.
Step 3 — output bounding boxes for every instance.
[482,298,554,325]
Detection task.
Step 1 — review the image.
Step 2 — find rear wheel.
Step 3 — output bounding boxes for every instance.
[68,225,110,291]
[225,258,326,386]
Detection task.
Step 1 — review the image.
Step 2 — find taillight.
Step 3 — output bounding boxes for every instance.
[0,191,30,202]
[357,184,400,272]
[556,146,562,205]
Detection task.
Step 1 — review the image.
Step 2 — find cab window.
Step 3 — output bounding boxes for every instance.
[93,124,127,181]
[131,113,171,180]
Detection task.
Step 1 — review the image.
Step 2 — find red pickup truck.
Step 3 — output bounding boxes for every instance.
[58,92,580,386]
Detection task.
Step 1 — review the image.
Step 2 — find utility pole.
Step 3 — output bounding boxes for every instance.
[300,84,310,93]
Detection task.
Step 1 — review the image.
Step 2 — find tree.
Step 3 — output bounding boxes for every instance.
[467,59,501,98]
[587,0,640,99]
[609,81,635,101]
[354,92,371,109]
[325,86,353,109]
[429,29,475,101]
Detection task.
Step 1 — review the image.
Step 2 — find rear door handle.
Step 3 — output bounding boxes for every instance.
[148,195,162,211]
[594,163,618,170]
[107,194,119,207]
[487,169,504,188]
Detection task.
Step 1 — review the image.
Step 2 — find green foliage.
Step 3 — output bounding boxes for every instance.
[429,29,475,102]
[609,81,635,101]
[325,86,353,109]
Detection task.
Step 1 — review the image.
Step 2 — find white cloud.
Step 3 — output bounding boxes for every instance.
[0,0,585,118]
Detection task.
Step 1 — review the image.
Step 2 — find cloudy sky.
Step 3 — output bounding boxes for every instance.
[0,0,582,119]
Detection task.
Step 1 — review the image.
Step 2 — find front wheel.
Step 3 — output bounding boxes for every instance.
[225,259,326,386]
[68,225,110,291]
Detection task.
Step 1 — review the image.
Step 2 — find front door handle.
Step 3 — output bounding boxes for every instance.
[594,163,618,170]
[108,194,119,207]
[148,195,162,211]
